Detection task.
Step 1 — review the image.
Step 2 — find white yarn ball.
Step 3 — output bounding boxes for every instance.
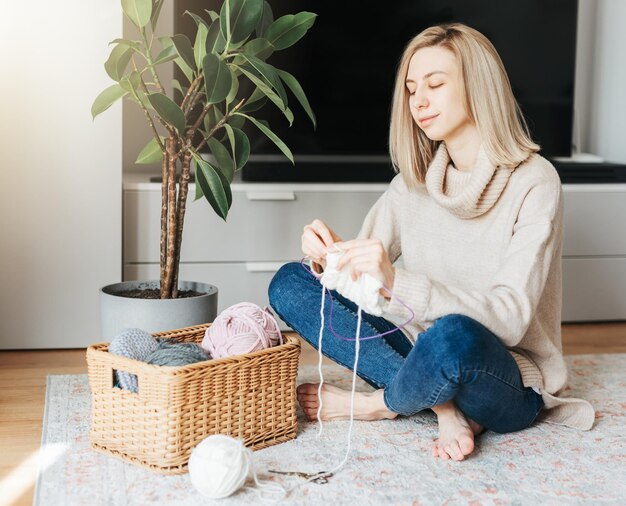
[188,434,251,499]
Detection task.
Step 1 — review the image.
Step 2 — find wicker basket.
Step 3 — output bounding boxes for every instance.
[86,323,301,474]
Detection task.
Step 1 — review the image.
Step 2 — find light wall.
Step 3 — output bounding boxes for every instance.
[583,0,626,162]
[0,2,122,348]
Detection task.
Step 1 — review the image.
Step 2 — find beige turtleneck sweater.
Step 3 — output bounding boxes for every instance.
[356,142,595,431]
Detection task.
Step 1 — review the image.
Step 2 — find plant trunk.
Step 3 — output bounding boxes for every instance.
[160,135,178,298]
[159,138,168,297]
[171,151,193,298]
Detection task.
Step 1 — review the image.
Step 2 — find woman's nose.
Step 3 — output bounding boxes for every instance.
[414,90,428,109]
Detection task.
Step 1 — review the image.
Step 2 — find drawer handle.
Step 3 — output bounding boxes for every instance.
[246,191,295,201]
[245,262,289,272]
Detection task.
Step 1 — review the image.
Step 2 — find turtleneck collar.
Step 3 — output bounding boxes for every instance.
[425,142,515,219]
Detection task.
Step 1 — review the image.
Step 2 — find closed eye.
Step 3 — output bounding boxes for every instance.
[430,83,443,89]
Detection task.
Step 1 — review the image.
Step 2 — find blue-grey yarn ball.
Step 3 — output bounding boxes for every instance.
[108,328,158,393]
[146,338,211,366]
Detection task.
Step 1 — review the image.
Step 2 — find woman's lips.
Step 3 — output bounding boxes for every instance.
[419,114,438,126]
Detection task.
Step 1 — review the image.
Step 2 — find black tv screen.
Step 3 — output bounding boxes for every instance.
[175,0,578,181]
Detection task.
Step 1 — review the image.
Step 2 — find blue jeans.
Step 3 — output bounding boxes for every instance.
[268,262,544,434]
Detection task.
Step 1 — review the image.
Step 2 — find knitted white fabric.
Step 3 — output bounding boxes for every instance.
[320,251,385,316]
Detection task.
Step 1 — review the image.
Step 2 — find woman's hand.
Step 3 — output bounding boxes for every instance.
[333,239,396,299]
[301,219,342,274]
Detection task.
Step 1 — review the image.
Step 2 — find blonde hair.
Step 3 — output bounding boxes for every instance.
[389,23,540,190]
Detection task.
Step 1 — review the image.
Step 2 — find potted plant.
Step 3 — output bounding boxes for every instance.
[92,0,316,339]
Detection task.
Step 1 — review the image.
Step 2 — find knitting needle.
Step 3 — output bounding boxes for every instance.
[268,469,333,484]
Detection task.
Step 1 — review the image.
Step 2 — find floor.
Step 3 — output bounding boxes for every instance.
[1,321,625,506]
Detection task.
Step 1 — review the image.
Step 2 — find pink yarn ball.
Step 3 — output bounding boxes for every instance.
[201,302,284,359]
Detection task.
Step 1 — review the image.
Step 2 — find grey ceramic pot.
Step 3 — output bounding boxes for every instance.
[100,280,218,341]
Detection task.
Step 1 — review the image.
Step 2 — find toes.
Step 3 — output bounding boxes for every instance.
[304,408,319,421]
[458,436,475,456]
[445,442,465,461]
[431,443,439,458]
[437,445,450,460]
[297,383,320,395]
[298,393,319,401]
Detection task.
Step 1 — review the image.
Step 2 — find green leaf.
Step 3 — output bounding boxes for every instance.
[160,36,193,81]
[135,136,165,164]
[205,10,219,22]
[205,18,227,54]
[91,84,128,119]
[193,154,230,219]
[184,10,209,29]
[171,34,196,70]
[175,57,194,83]
[104,45,133,82]
[266,12,317,50]
[204,104,224,134]
[225,73,239,105]
[208,138,235,182]
[150,0,164,30]
[277,69,316,129]
[109,38,143,53]
[227,114,246,130]
[119,70,141,93]
[153,44,178,65]
[242,38,274,60]
[194,23,209,69]
[224,124,250,170]
[120,71,151,109]
[235,64,293,125]
[202,53,232,104]
[235,112,294,163]
[147,93,186,135]
[158,35,173,48]
[239,87,267,113]
[255,1,274,38]
[172,78,185,100]
[240,54,288,106]
[215,163,233,210]
[238,64,280,106]
[220,0,264,45]
[121,0,152,29]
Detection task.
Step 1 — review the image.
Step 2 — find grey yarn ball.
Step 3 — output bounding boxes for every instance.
[146,339,211,366]
[108,328,159,392]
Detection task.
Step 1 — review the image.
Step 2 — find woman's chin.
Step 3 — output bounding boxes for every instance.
[421,129,444,142]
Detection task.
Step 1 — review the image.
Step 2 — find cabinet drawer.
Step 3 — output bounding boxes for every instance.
[124,261,297,330]
[562,257,626,321]
[124,189,382,263]
[563,191,626,256]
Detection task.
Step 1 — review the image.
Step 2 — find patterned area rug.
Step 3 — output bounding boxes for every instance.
[34,355,625,505]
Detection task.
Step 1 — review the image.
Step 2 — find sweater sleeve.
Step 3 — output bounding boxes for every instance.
[382,176,563,348]
[355,174,405,263]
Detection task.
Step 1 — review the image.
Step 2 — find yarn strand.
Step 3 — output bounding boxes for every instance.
[316,278,327,438]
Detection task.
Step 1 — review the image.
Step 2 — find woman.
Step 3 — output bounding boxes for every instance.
[268,23,594,462]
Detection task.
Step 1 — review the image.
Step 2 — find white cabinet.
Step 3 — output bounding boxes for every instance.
[560,186,626,321]
[123,174,626,325]
[123,174,388,330]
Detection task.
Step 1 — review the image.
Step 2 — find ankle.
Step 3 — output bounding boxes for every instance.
[368,390,398,419]
[432,400,456,418]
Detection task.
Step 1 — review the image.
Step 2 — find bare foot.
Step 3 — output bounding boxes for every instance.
[430,400,483,461]
[296,382,398,422]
